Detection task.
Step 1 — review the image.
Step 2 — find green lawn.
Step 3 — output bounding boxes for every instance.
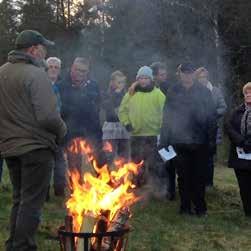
[1,164,251,251]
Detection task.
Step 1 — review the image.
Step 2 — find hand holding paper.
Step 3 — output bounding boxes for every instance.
[158,146,177,162]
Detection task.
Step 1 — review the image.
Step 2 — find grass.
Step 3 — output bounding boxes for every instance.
[1,163,251,251]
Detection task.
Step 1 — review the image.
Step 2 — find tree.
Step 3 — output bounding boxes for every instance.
[0,0,18,64]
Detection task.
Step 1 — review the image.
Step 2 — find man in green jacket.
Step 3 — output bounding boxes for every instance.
[119,66,165,186]
[0,30,67,251]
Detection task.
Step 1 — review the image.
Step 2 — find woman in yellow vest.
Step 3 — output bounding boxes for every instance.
[119,66,165,186]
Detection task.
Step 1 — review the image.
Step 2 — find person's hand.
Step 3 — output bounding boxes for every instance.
[128,81,138,95]
[125,124,133,132]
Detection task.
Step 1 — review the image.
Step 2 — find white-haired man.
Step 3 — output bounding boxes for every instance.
[46,56,66,198]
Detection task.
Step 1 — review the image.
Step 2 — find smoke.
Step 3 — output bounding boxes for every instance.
[47,1,230,193]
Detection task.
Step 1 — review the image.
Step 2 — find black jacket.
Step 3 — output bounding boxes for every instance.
[103,90,125,122]
[225,104,251,170]
[58,74,102,143]
[160,82,217,147]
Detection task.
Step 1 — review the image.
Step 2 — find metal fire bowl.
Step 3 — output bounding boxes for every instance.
[58,226,130,238]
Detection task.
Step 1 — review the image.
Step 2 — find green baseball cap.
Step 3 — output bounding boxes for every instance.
[15,30,55,49]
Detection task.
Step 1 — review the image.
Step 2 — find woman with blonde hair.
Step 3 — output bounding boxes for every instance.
[225,82,251,217]
[102,71,130,162]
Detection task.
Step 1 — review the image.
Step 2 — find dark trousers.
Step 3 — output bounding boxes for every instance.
[234,169,251,216]
[130,136,157,185]
[103,139,130,164]
[5,149,54,251]
[206,151,215,186]
[174,145,208,214]
[166,160,176,196]
[0,158,3,183]
[52,147,66,194]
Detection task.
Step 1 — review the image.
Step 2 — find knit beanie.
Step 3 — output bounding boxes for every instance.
[136,66,153,80]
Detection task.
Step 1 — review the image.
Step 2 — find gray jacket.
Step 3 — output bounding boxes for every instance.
[211,86,227,119]
[211,86,227,144]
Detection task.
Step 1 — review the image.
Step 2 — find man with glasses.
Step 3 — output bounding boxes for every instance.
[0,30,67,251]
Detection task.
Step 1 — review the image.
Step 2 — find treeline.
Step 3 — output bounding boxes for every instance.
[0,0,251,104]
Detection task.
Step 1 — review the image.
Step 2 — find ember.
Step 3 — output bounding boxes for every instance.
[60,137,143,251]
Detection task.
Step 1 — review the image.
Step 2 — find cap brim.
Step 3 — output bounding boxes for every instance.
[42,38,55,47]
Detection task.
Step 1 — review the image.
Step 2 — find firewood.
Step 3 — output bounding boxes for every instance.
[91,213,109,251]
[100,208,130,251]
[76,213,97,251]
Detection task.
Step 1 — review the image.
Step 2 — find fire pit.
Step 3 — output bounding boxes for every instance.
[58,225,130,251]
[58,138,143,251]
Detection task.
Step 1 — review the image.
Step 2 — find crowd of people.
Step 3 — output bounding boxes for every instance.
[0,30,250,251]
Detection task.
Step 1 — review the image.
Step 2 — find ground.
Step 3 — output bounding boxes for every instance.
[1,164,251,251]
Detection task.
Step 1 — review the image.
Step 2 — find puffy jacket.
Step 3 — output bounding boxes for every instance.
[0,50,67,157]
[118,87,165,136]
[160,82,217,147]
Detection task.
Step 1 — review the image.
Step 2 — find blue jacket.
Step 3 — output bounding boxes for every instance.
[58,74,101,143]
[52,82,62,113]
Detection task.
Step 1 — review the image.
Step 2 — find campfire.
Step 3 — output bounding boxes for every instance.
[58,138,143,251]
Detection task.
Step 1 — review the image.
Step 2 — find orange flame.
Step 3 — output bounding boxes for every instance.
[66,138,143,233]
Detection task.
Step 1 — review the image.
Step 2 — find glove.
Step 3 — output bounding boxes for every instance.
[125,124,133,132]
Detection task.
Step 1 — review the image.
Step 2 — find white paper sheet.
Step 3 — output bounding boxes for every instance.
[158,146,177,162]
[236,147,251,160]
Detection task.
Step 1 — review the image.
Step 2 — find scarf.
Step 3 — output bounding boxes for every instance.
[136,82,155,93]
[206,81,213,92]
[241,105,251,137]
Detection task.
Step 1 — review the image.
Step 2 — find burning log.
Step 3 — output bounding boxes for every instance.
[98,208,130,251]
[77,213,97,251]
[91,212,109,251]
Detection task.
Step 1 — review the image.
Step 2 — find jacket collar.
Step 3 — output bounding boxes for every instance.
[136,82,155,93]
[8,50,42,67]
